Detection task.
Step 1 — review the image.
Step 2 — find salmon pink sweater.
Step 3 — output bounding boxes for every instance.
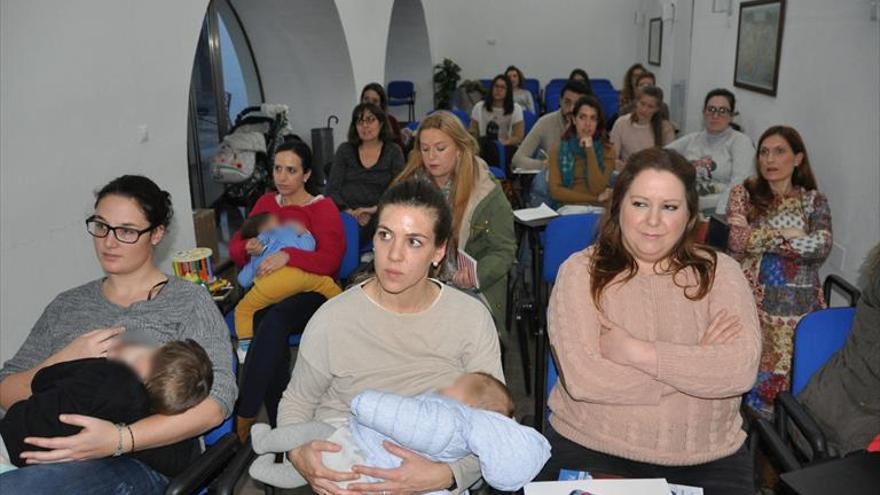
[548,247,761,466]
[228,193,344,276]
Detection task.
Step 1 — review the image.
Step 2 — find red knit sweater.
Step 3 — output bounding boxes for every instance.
[228,193,345,276]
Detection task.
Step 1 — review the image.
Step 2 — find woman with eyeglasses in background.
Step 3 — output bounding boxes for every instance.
[666,88,755,215]
[0,175,235,494]
[327,102,405,245]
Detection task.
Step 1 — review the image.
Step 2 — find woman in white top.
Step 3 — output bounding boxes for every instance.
[666,88,755,215]
[469,74,524,147]
[505,65,536,114]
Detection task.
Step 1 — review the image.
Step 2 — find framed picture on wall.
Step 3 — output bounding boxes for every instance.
[648,17,662,66]
[734,0,786,96]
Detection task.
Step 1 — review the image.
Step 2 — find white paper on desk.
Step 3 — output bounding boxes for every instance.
[456,249,480,289]
[557,204,605,216]
[512,167,542,175]
[525,479,670,495]
[669,483,703,495]
[514,202,559,222]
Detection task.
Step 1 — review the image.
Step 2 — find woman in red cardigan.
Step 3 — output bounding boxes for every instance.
[229,138,345,438]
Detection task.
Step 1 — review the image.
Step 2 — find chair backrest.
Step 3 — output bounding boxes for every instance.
[542,214,601,283]
[544,79,568,113]
[386,80,414,99]
[479,78,493,90]
[590,78,615,93]
[488,165,506,180]
[451,108,470,128]
[791,307,856,395]
[338,212,360,281]
[595,90,619,119]
[523,110,537,135]
[523,78,541,102]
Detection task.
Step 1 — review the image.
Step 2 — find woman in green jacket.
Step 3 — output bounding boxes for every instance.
[394,111,516,331]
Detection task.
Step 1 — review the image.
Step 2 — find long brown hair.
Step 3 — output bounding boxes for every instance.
[590,148,717,306]
[629,86,666,147]
[745,126,818,221]
[620,63,646,106]
[393,111,480,245]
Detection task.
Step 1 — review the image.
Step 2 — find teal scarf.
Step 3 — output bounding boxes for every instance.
[558,136,605,188]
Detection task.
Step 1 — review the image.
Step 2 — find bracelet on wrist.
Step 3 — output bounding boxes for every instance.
[113,423,126,457]
[126,425,135,453]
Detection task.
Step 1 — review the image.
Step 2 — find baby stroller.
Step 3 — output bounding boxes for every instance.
[210,104,291,233]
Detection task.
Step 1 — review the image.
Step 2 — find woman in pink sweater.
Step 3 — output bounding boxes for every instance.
[541,148,761,494]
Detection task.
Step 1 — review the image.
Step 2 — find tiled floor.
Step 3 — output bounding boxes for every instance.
[234,326,537,494]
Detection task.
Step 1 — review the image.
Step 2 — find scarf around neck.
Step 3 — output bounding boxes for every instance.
[559,136,604,188]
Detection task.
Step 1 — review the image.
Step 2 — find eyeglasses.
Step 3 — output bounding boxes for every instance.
[356,116,378,126]
[705,106,733,117]
[86,216,154,244]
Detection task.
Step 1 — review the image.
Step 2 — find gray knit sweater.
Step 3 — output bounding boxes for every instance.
[0,277,236,415]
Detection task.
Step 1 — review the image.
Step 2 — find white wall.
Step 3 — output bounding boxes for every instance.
[685,0,880,281]
[422,0,641,90]
[336,0,396,95]
[0,0,208,363]
[230,0,357,146]
[385,0,434,120]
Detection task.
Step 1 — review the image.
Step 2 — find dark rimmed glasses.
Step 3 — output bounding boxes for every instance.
[86,216,154,244]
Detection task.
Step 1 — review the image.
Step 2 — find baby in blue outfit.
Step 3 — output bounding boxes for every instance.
[250,372,551,492]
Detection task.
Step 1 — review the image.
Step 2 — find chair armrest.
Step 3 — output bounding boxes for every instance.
[753,416,802,473]
[210,438,257,495]
[823,274,861,307]
[775,391,830,461]
[165,433,241,495]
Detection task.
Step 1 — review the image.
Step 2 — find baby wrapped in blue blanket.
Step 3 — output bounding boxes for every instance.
[250,372,551,492]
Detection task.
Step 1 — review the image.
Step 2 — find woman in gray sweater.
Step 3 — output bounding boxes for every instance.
[326,102,405,246]
[0,175,235,494]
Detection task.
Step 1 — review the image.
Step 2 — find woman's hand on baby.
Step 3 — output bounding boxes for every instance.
[349,441,455,495]
[20,415,118,463]
[700,310,741,345]
[257,251,290,278]
[289,441,360,495]
[245,238,265,256]
[51,327,124,363]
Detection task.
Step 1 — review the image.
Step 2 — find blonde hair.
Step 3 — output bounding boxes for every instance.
[394,111,480,245]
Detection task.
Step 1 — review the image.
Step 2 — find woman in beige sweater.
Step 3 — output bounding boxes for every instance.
[541,148,761,494]
[279,180,504,495]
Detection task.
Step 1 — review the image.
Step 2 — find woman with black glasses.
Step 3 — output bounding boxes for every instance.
[666,88,755,215]
[0,175,235,495]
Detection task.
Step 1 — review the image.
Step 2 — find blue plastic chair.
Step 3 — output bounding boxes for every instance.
[451,108,470,128]
[489,166,506,180]
[539,214,602,423]
[590,78,615,93]
[543,78,568,113]
[479,78,493,91]
[523,78,541,106]
[387,80,416,122]
[595,89,619,119]
[523,110,537,135]
[791,307,856,395]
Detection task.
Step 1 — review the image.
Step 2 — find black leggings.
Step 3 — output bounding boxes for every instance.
[236,292,327,425]
[538,425,754,495]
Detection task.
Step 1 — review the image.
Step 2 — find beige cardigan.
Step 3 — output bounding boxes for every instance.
[548,248,761,466]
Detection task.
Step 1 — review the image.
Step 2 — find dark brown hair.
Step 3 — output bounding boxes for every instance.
[620,63,646,106]
[145,339,213,415]
[240,212,273,239]
[347,102,392,146]
[563,95,610,147]
[466,372,515,418]
[745,125,818,222]
[590,148,716,306]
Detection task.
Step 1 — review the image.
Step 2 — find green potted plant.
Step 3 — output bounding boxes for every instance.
[433,58,462,110]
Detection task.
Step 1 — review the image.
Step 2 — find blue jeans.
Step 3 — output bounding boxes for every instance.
[0,457,167,495]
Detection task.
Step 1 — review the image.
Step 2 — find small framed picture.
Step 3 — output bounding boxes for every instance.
[648,17,662,66]
[734,0,787,96]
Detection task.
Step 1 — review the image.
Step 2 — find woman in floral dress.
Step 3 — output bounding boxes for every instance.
[726,125,832,414]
